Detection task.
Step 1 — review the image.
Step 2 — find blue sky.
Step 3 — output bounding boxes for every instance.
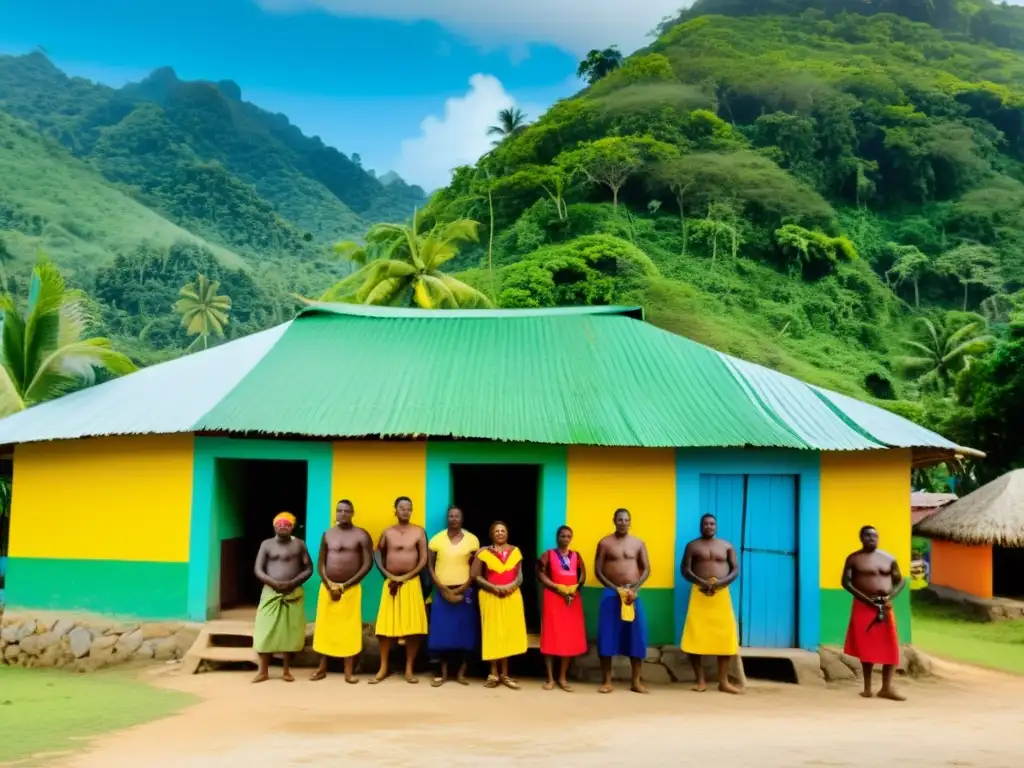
[1,0,684,190]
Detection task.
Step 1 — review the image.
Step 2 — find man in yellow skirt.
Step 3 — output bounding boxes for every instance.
[370,496,429,684]
[680,514,742,694]
[311,499,373,683]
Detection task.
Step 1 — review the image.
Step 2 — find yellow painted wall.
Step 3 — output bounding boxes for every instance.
[566,446,676,588]
[819,450,911,588]
[330,442,427,547]
[10,435,195,561]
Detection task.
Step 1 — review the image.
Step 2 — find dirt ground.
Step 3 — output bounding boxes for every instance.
[36,659,1024,767]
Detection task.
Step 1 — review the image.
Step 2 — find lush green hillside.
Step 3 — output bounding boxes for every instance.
[422,0,1024,415]
[0,53,426,244]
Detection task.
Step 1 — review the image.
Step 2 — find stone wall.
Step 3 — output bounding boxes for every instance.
[1,612,200,672]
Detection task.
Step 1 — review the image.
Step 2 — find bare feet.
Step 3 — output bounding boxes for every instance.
[344,675,359,684]
[598,684,613,694]
[501,676,520,690]
[630,683,649,694]
[557,681,574,693]
[309,670,327,682]
[251,672,269,684]
[406,675,420,684]
[431,677,445,688]
[282,672,295,683]
[368,670,389,685]
[692,681,707,693]
[542,681,555,691]
[456,675,470,686]
[718,681,742,695]
[877,688,906,702]
[859,690,874,698]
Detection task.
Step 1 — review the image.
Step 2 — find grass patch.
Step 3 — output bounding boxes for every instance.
[0,667,195,764]
[911,596,1024,675]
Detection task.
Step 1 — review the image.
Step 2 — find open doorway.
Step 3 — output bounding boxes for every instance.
[450,464,541,633]
[993,546,1024,599]
[213,458,308,613]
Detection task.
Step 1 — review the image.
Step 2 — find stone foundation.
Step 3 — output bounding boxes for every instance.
[817,644,933,681]
[0,612,200,672]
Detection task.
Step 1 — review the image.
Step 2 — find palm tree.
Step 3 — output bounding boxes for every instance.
[173,273,232,351]
[487,108,528,146]
[322,212,492,309]
[895,314,994,394]
[0,260,136,418]
[577,47,624,85]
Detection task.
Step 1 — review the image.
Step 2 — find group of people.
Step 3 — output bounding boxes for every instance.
[251,499,907,700]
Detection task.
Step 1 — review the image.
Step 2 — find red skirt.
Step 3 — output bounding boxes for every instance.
[844,599,899,666]
[540,588,587,657]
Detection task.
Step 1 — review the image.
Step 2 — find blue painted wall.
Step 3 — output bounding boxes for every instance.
[675,449,820,650]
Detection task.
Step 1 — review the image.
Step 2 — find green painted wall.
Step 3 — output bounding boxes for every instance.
[581,586,675,647]
[5,558,188,619]
[819,588,911,646]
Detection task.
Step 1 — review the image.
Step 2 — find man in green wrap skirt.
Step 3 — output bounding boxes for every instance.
[252,512,313,683]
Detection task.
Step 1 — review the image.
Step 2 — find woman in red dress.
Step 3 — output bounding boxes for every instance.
[537,525,588,691]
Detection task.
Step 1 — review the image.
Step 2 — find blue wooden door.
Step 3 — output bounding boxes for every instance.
[697,475,745,626]
[739,475,798,647]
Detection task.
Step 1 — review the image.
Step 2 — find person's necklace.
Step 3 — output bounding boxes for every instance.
[555,548,572,572]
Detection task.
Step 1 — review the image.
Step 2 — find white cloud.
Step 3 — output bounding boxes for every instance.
[256,0,688,55]
[396,74,532,191]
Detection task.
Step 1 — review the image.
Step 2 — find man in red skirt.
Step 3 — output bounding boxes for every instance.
[841,525,906,701]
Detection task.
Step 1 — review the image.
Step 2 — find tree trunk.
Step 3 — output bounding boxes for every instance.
[487,187,495,292]
[963,281,968,311]
[612,185,619,209]
[676,192,687,257]
[913,278,920,309]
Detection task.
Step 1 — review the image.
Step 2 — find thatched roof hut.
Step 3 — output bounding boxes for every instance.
[915,470,1024,547]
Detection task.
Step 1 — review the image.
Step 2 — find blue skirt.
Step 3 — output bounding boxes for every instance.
[428,587,479,653]
[597,587,648,659]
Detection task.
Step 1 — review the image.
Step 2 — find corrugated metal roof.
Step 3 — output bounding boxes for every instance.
[810,386,959,451]
[0,304,963,452]
[196,312,805,448]
[0,323,288,444]
[719,355,883,450]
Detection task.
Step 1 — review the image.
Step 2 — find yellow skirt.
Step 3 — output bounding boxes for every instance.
[375,579,428,637]
[681,584,739,656]
[312,583,363,658]
[479,588,528,661]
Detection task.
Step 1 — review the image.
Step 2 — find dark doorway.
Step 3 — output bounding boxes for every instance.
[213,458,308,612]
[450,464,542,633]
[993,546,1024,599]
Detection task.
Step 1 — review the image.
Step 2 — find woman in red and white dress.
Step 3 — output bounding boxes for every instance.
[537,525,588,691]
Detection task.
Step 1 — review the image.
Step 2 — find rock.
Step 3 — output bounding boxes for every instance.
[134,640,156,660]
[84,620,114,635]
[154,637,179,661]
[106,622,140,636]
[90,635,118,654]
[20,632,58,657]
[610,656,633,681]
[37,617,59,632]
[4,620,36,643]
[0,626,18,644]
[819,647,856,681]
[660,648,694,683]
[645,646,662,663]
[172,628,201,656]
[642,661,673,685]
[3,644,20,661]
[52,619,76,638]
[68,627,93,659]
[141,623,179,641]
[116,629,144,655]
[903,645,933,678]
[839,652,863,677]
[38,644,63,666]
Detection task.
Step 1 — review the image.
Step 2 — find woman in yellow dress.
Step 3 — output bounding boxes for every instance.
[471,521,528,689]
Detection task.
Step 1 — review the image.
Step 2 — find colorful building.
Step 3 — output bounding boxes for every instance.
[0,305,972,649]
[915,470,1024,602]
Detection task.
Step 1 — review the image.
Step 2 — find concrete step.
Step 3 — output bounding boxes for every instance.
[183,624,260,674]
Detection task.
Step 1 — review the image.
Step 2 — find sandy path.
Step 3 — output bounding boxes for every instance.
[41,659,1024,767]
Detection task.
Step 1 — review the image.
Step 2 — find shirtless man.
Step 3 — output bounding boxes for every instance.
[370,496,429,684]
[680,514,741,694]
[594,508,651,694]
[310,499,373,682]
[252,512,313,683]
[842,525,906,701]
